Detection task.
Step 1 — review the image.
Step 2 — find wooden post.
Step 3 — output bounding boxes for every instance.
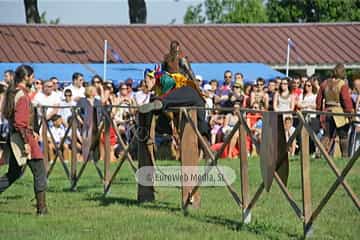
[104,110,111,192]
[137,112,155,202]
[181,110,200,209]
[239,121,250,223]
[300,121,313,237]
[41,107,49,172]
[70,108,78,189]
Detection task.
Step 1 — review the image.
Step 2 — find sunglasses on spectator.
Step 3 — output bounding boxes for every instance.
[120,87,128,90]
[305,84,312,87]
[45,85,53,88]
[65,94,72,97]
[224,75,232,79]
[257,83,264,86]
[94,80,101,84]
[35,81,42,85]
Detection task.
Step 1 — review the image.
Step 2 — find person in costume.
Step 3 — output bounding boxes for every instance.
[0,65,48,215]
[139,69,209,138]
[162,40,195,81]
[316,64,353,157]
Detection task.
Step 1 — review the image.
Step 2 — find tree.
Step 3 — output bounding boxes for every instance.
[24,0,41,23]
[184,0,268,24]
[267,0,360,23]
[128,0,147,24]
[40,11,60,25]
[184,3,206,24]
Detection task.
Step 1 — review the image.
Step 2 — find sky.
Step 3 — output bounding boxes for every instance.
[0,0,203,25]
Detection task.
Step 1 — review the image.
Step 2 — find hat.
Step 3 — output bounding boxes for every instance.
[233,79,243,88]
[195,75,203,82]
[147,70,155,78]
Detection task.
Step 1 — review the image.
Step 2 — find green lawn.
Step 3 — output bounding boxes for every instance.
[0,157,359,240]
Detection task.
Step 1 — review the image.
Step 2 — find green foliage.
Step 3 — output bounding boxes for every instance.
[184,0,360,24]
[40,11,60,25]
[184,0,268,24]
[184,3,206,24]
[0,158,359,239]
[267,0,360,23]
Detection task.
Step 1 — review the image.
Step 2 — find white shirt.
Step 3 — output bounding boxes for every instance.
[48,124,66,144]
[134,90,151,106]
[64,84,85,100]
[32,91,61,116]
[301,93,317,118]
[59,100,76,123]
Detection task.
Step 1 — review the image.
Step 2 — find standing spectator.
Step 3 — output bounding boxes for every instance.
[3,69,14,87]
[91,75,104,100]
[274,76,282,91]
[299,79,317,113]
[32,79,61,121]
[215,70,232,107]
[300,74,308,89]
[50,77,62,101]
[298,79,319,154]
[242,84,252,108]
[284,116,297,156]
[229,79,244,106]
[195,75,204,90]
[234,72,244,90]
[316,64,353,158]
[59,89,76,127]
[274,78,295,112]
[64,72,85,102]
[250,78,269,110]
[267,80,277,111]
[134,74,152,106]
[29,79,42,100]
[290,76,303,110]
[125,78,134,98]
[349,72,360,156]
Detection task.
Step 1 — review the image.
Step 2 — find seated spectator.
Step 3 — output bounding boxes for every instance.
[210,113,225,145]
[64,72,85,102]
[59,89,76,127]
[284,116,297,156]
[47,114,68,163]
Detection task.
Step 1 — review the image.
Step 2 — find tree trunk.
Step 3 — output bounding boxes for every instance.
[24,0,41,23]
[128,0,147,24]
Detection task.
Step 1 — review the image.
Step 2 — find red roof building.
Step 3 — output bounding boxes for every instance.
[0,23,359,76]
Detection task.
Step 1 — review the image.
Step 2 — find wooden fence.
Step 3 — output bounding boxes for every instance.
[38,105,359,238]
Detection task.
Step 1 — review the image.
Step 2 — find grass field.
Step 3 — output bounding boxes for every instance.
[0,157,359,240]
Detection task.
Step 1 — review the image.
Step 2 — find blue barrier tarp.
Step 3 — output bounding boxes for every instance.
[0,62,285,87]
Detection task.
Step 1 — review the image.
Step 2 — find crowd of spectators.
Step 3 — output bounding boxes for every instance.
[0,67,359,164]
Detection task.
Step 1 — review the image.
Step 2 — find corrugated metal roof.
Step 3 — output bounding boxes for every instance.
[0,23,359,65]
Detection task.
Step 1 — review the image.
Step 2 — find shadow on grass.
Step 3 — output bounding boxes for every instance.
[85,193,180,212]
[191,214,302,239]
[84,192,302,239]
